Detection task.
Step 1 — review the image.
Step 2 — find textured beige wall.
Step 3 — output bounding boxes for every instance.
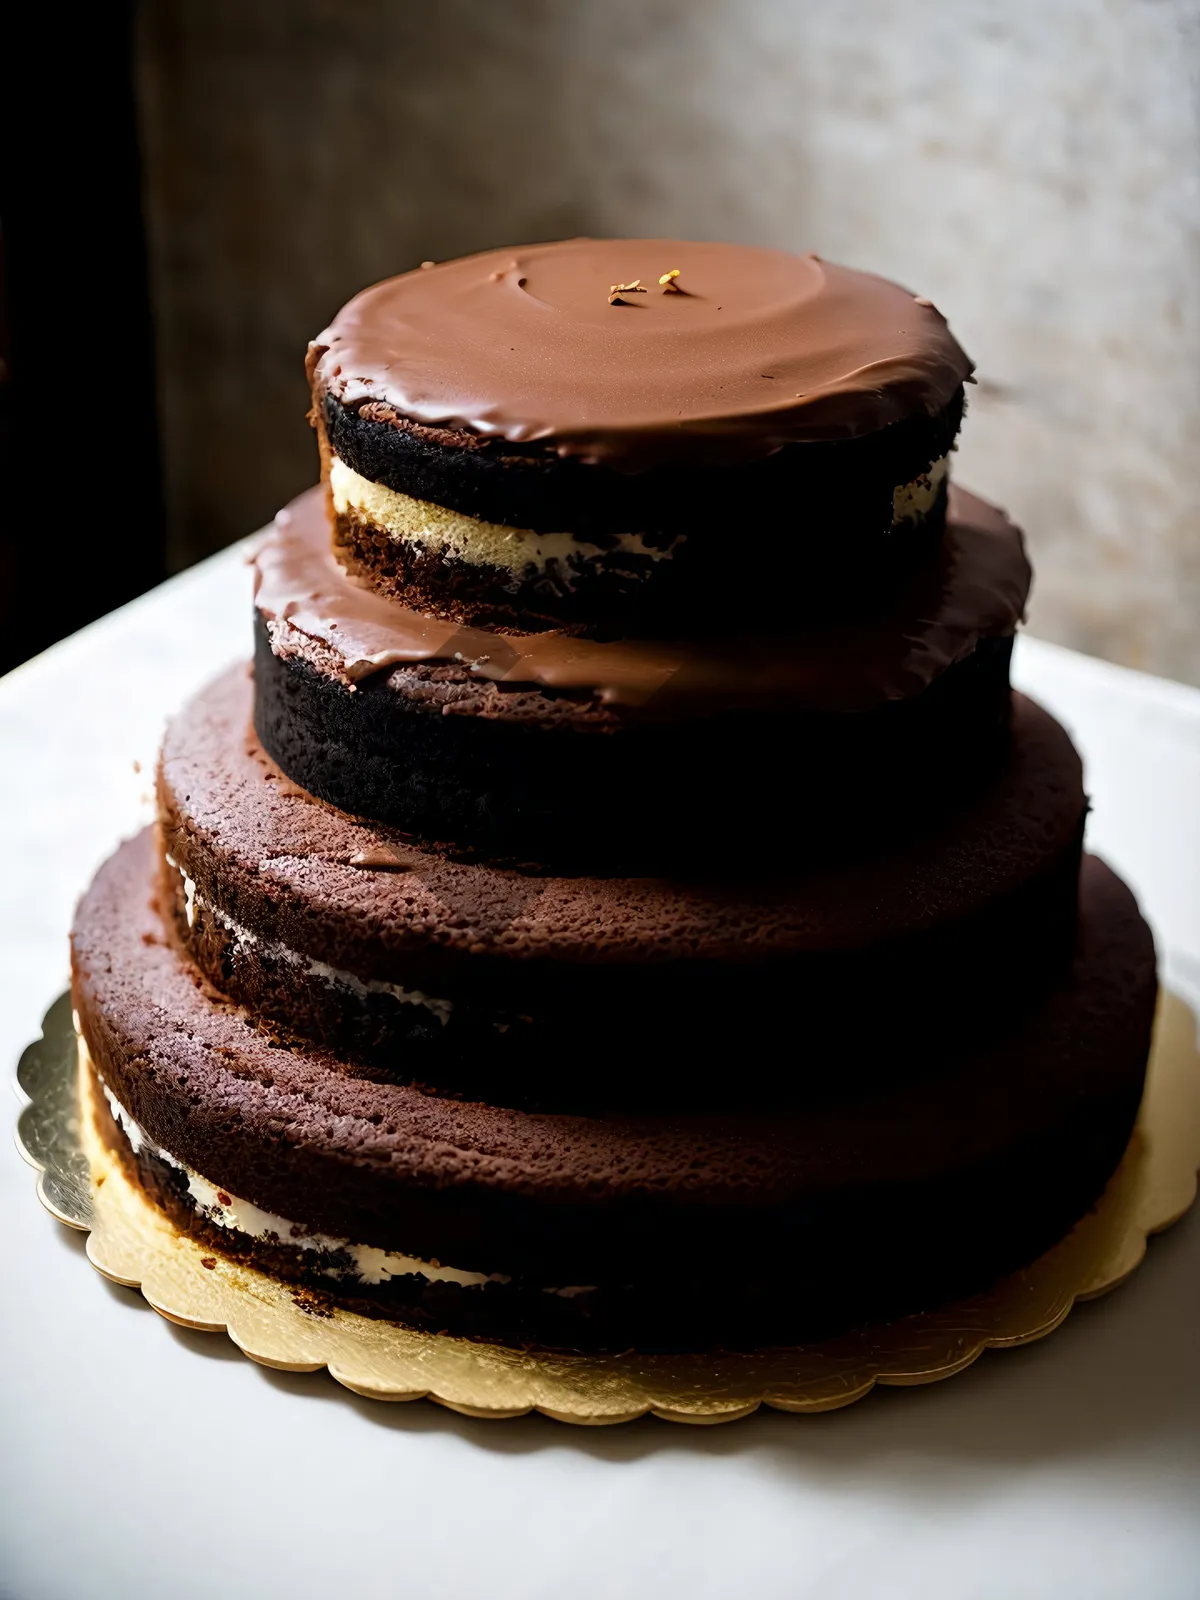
[139,0,1200,682]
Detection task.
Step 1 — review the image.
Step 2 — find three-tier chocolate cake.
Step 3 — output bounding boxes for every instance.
[71,238,1157,1352]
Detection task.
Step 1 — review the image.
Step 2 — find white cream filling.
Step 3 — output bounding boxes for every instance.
[330,456,683,575]
[892,454,949,523]
[332,452,950,574]
[165,854,198,927]
[91,1053,593,1297]
[165,855,452,1025]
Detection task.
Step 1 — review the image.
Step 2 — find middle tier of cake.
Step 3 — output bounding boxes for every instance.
[253,484,1030,868]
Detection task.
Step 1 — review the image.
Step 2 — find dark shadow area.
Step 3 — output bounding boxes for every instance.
[1,5,166,673]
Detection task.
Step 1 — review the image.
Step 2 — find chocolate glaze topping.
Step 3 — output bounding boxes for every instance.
[309,239,974,470]
[254,486,1030,716]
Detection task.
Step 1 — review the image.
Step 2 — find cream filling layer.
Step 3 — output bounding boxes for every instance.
[892,454,950,522]
[164,854,452,1025]
[330,456,682,574]
[89,1049,594,1298]
[330,453,950,576]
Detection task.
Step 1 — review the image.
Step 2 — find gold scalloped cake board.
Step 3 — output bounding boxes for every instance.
[15,990,1200,1425]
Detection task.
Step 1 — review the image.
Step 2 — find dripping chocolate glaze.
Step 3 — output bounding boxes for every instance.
[308,238,974,471]
[254,487,1030,718]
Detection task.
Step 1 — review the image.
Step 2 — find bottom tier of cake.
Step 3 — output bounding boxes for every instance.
[71,831,1156,1353]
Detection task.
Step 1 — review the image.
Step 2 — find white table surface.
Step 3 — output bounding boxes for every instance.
[3,543,1199,1600]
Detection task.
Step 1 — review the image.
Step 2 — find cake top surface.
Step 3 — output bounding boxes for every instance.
[310,238,974,469]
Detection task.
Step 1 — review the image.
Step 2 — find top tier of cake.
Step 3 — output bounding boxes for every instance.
[308,238,973,635]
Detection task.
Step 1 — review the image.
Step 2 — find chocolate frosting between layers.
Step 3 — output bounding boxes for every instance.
[310,239,974,470]
[254,486,1030,717]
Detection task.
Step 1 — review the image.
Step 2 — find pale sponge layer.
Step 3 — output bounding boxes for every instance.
[329,457,682,574]
[330,453,950,576]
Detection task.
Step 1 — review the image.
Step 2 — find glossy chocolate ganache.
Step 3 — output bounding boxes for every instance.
[67,235,1158,1354]
[310,238,973,463]
[308,239,974,632]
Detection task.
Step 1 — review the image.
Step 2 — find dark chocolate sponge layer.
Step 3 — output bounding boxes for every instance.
[254,617,1014,871]
[74,834,1155,1350]
[166,665,1084,1105]
[323,394,961,634]
[322,381,963,544]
